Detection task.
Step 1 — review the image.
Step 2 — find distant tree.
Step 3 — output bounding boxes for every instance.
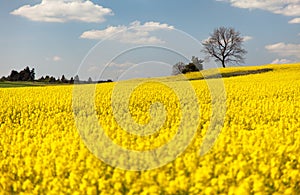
[7,66,35,81]
[38,76,45,82]
[88,77,93,83]
[182,63,199,74]
[172,56,204,75]
[191,56,203,70]
[172,62,186,75]
[30,68,35,81]
[98,79,113,83]
[44,75,50,82]
[19,66,31,81]
[8,70,20,81]
[74,75,80,83]
[202,27,247,68]
[49,76,56,83]
[69,77,74,84]
[61,75,68,83]
[0,76,6,82]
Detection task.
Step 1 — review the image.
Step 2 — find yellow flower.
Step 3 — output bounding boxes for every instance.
[0,64,300,194]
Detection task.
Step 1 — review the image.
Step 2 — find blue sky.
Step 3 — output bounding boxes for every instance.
[1,0,300,80]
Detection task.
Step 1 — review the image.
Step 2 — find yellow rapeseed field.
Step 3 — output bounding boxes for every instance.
[0,64,300,194]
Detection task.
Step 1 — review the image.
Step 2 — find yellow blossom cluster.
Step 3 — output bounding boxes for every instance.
[0,64,299,194]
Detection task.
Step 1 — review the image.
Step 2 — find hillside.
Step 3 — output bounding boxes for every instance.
[1,63,300,194]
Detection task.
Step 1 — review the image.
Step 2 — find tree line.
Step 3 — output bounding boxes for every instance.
[1,66,35,82]
[0,66,112,84]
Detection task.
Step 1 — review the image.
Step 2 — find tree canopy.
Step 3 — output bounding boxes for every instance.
[5,66,35,81]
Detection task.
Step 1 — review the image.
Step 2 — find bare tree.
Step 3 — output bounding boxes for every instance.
[191,56,204,70]
[172,62,186,75]
[202,27,247,68]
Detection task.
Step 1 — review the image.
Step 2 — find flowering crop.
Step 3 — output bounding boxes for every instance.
[0,64,300,194]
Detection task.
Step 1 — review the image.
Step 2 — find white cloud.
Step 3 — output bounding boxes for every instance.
[53,56,62,62]
[11,0,113,23]
[289,17,300,23]
[243,36,253,42]
[108,62,135,68]
[80,21,174,44]
[87,63,134,74]
[266,42,300,58]
[87,66,101,73]
[218,0,300,23]
[46,55,62,61]
[271,58,293,64]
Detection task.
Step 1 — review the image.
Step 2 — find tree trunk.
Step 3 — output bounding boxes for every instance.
[222,61,226,68]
